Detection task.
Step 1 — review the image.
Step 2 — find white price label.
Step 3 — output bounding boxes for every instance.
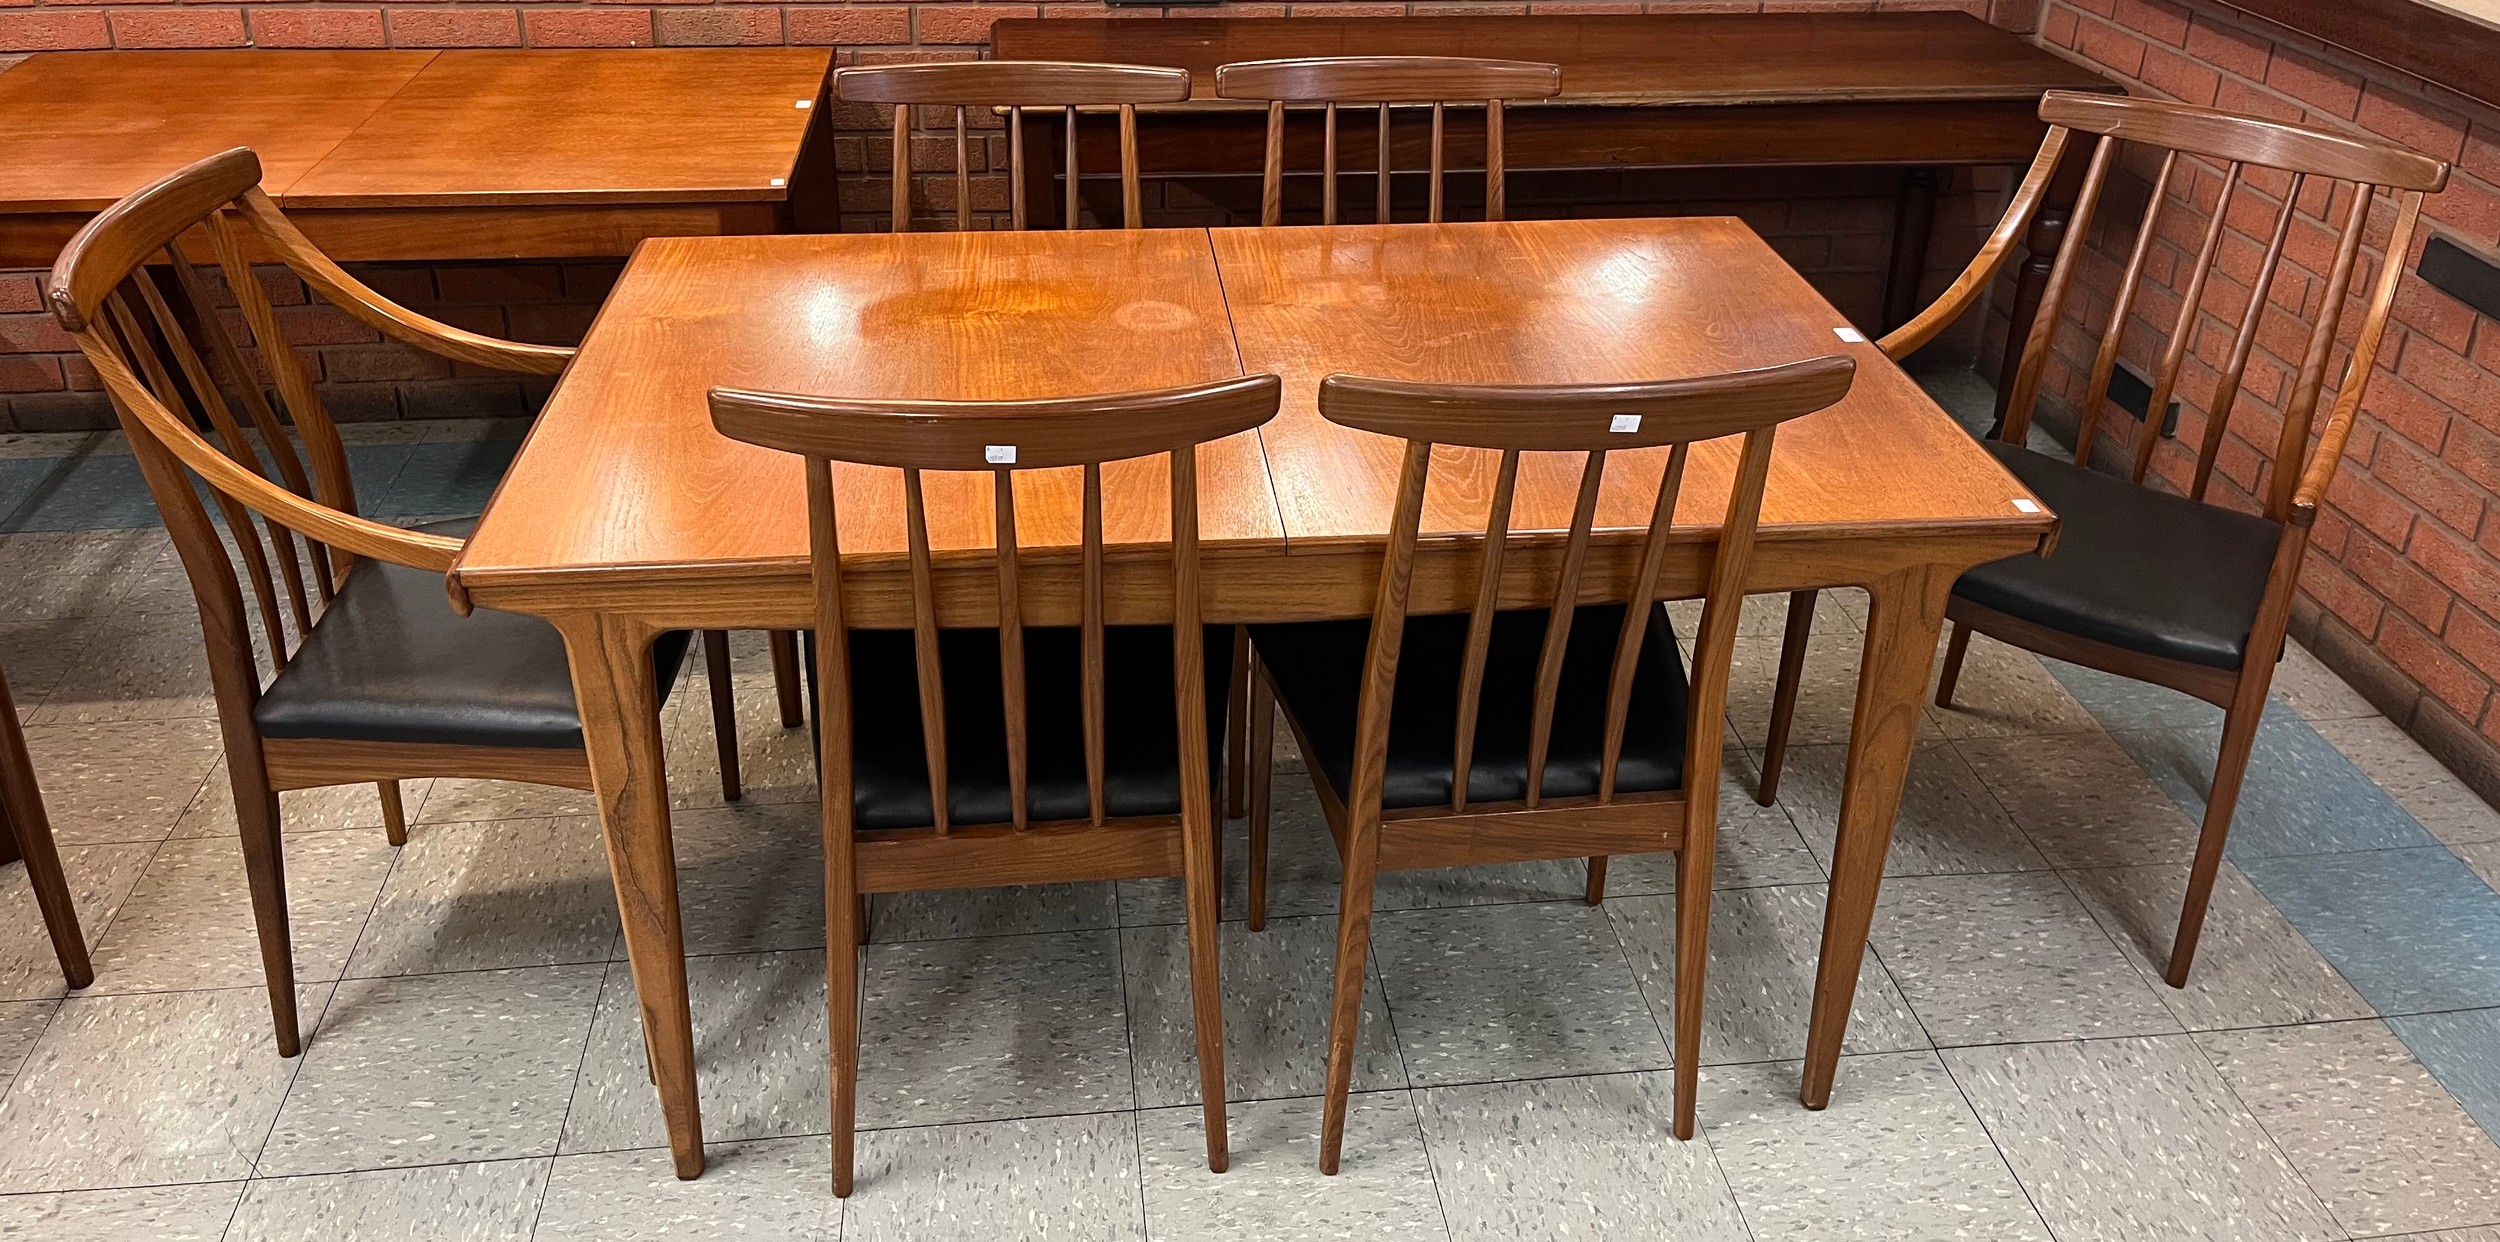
[1609,414,1642,433]
[985,445,1018,465]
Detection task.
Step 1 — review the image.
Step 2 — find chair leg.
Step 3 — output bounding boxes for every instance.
[1319,821,1381,1175]
[1247,658,1274,933]
[2168,687,2266,988]
[377,780,407,847]
[1224,627,1251,820]
[231,755,301,1056]
[0,699,92,989]
[1671,807,1719,1140]
[1585,855,1608,904]
[1934,622,1973,709]
[1182,798,1231,1173]
[1756,589,1818,806]
[703,631,743,802]
[828,842,862,1197]
[768,630,806,729]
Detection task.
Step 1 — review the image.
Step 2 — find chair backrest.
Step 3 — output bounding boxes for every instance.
[1316,355,1855,825]
[833,61,1192,232]
[44,147,571,716]
[2006,90,2448,525]
[1214,56,1562,227]
[710,374,1281,834]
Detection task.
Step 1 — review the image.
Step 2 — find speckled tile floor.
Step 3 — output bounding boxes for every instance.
[4,394,2500,1240]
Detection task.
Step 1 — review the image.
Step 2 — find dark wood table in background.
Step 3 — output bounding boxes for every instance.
[997,12,2113,399]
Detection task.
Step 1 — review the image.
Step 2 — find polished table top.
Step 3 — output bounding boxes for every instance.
[1214,220,2045,547]
[992,12,2112,108]
[282,48,832,210]
[0,50,436,213]
[459,218,2052,597]
[0,48,834,263]
[462,227,1279,586]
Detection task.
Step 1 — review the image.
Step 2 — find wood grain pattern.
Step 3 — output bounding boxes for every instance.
[2039,89,2448,191]
[1210,219,2046,554]
[285,49,833,208]
[0,51,435,213]
[0,49,832,266]
[459,229,1279,609]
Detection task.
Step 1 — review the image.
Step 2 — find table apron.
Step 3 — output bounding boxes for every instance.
[460,527,2044,632]
[0,200,790,269]
[1050,99,2055,185]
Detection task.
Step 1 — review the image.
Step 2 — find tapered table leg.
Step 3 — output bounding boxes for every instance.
[561,612,705,1178]
[0,667,91,988]
[1800,561,1951,1109]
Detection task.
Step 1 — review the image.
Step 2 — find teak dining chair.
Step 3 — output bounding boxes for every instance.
[829,58,1281,825]
[0,661,92,991]
[1243,356,1857,1169]
[709,373,1281,1195]
[45,148,734,1052]
[1753,91,2449,986]
[1212,56,1563,226]
[833,61,1193,231]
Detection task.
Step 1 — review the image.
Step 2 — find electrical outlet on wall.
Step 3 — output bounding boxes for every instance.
[2107,361,2181,438]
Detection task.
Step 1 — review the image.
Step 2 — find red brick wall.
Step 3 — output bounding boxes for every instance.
[0,0,2040,431]
[2034,0,2500,789]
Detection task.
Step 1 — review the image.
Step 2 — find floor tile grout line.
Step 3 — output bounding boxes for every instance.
[240,822,403,1186]
[2179,1024,2356,1237]
[0,996,62,1113]
[526,960,612,1242]
[1402,1085,1460,1242]
[2043,864,2218,1039]
[1930,1047,2070,1242]
[1106,879,1146,1242]
[2041,643,2500,1155]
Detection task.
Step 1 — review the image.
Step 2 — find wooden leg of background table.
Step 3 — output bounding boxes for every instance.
[561,612,705,1178]
[1881,167,1939,334]
[1800,562,1950,1110]
[1993,139,2094,431]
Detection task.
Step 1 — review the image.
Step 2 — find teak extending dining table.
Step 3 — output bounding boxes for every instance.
[454,218,2057,1178]
[0,47,836,267]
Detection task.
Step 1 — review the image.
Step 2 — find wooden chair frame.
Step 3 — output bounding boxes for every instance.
[1213,56,1563,226]
[1755,91,2448,986]
[834,61,1192,231]
[45,147,752,1052]
[710,373,1282,1196]
[831,58,1287,828]
[1245,356,1855,1169]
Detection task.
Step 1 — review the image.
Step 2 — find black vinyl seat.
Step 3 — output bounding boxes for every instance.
[839,624,1235,831]
[254,518,691,749]
[1953,441,2281,671]
[1251,603,1690,811]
